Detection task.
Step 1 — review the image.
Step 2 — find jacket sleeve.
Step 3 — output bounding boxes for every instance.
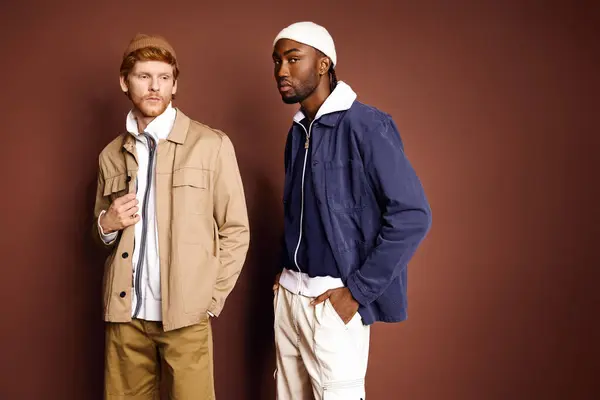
[209,135,250,316]
[346,115,432,307]
[92,160,119,250]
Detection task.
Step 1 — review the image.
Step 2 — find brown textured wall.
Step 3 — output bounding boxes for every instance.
[0,1,597,399]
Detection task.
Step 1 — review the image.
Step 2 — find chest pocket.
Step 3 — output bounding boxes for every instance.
[324,159,368,213]
[103,173,128,202]
[172,168,210,215]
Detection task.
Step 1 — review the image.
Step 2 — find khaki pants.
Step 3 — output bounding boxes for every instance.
[274,286,370,400]
[104,317,214,400]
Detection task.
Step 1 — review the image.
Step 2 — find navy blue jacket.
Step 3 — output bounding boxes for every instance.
[282,94,432,325]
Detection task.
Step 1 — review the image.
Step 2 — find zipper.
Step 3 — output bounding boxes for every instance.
[132,132,156,319]
[292,120,316,278]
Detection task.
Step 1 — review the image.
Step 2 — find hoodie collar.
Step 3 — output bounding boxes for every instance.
[293,81,357,126]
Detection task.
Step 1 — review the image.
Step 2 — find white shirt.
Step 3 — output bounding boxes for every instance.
[98,102,176,321]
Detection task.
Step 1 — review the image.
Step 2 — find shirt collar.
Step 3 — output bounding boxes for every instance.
[125,101,177,141]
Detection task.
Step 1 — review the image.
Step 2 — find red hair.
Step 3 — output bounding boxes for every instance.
[120,47,179,80]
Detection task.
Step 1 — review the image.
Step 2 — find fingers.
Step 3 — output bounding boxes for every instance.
[117,198,139,214]
[126,206,139,217]
[112,200,141,229]
[112,193,136,207]
[110,194,139,220]
[101,194,139,233]
[116,203,138,221]
[123,213,141,227]
[108,195,137,215]
[310,290,331,306]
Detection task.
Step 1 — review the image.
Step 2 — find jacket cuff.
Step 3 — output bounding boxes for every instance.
[346,273,373,307]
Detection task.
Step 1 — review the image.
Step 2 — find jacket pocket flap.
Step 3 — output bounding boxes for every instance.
[172,168,207,189]
[103,174,127,196]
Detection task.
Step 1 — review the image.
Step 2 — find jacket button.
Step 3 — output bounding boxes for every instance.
[126,175,131,182]
[122,252,129,258]
[313,161,319,166]
[119,291,126,298]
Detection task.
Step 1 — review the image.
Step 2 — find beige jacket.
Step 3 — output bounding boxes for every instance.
[93,109,250,331]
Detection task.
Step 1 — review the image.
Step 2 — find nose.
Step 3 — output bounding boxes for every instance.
[150,76,160,92]
[275,62,289,79]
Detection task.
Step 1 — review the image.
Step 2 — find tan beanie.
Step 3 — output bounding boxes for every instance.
[123,33,177,63]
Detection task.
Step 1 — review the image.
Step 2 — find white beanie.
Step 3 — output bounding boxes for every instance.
[273,21,337,68]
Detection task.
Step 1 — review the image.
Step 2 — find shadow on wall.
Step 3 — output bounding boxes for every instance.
[78,88,128,399]
[242,174,282,400]
[228,72,285,399]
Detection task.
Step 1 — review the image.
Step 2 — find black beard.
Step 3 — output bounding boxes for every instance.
[281,94,303,104]
[280,81,318,104]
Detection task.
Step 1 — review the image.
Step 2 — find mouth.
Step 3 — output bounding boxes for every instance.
[278,84,292,94]
[145,97,162,102]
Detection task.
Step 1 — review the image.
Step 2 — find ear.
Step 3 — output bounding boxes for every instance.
[172,79,178,96]
[119,75,129,94]
[319,57,331,76]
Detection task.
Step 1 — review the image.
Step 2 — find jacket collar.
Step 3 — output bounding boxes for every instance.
[293,81,357,127]
[166,108,190,144]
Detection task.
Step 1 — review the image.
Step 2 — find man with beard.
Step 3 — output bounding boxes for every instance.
[93,33,250,400]
[271,22,432,399]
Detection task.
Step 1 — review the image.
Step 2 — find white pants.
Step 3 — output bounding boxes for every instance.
[274,286,370,400]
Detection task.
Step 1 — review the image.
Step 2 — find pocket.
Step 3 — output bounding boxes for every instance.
[314,302,370,392]
[179,245,219,314]
[172,168,210,215]
[103,173,128,202]
[324,160,367,213]
[325,298,360,328]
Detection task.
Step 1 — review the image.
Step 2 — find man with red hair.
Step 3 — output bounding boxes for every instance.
[92,33,250,399]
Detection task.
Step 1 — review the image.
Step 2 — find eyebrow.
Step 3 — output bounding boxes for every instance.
[283,48,302,56]
[135,71,172,76]
[273,48,303,58]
